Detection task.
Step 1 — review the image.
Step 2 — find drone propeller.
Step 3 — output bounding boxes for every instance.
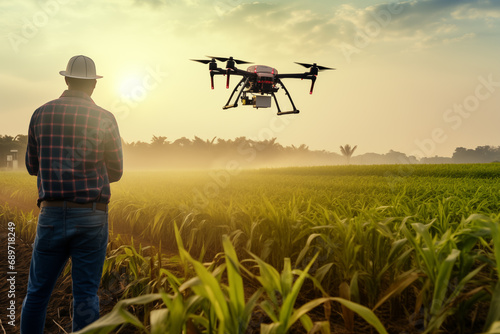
[207,56,253,65]
[205,56,252,89]
[294,62,335,94]
[191,59,219,89]
[295,62,335,71]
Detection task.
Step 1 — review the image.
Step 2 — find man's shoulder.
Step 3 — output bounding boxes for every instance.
[92,103,116,120]
[34,94,116,120]
[37,97,62,108]
[31,98,62,116]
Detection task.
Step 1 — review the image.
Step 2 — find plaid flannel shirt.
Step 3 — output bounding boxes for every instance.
[26,90,123,206]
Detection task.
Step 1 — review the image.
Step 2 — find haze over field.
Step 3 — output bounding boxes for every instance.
[1,0,500,158]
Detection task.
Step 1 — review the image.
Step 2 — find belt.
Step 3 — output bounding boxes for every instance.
[40,201,108,211]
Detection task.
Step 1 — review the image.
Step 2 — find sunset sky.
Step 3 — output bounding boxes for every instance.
[1,0,499,158]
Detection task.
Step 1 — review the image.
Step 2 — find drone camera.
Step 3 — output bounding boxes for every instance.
[241,96,252,105]
[254,95,271,108]
[240,95,272,108]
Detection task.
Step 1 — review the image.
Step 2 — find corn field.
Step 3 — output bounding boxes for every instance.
[1,164,500,333]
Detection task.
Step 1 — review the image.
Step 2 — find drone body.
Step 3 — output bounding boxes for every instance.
[191,56,334,115]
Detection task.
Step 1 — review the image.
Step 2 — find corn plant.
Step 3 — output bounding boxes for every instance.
[176,224,262,334]
[402,218,491,333]
[469,214,500,333]
[77,226,389,334]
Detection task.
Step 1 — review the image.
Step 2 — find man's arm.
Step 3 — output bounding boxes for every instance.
[25,115,39,176]
[103,115,123,183]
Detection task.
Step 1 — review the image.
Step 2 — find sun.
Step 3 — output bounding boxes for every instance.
[117,73,144,100]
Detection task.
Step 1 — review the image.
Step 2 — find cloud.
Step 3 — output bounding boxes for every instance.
[1,0,497,81]
[451,0,500,20]
[132,0,197,7]
[329,0,500,54]
[197,0,499,60]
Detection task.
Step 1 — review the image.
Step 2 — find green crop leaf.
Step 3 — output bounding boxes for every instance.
[430,248,460,316]
[222,235,245,317]
[73,294,162,334]
[332,298,388,334]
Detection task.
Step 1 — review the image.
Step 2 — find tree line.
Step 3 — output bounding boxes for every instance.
[123,136,341,169]
[1,134,500,169]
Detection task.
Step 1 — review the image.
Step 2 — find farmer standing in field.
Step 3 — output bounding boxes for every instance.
[22,55,123,333]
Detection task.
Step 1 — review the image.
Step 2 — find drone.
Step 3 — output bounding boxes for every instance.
[191,56,335,115]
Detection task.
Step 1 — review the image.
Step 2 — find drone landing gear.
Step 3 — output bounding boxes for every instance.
[222,77,300,115]
[275,79,299,115]
[277,110,300,115]
[223,77,248,109]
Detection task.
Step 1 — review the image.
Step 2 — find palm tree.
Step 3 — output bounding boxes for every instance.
[340,144,357,165]
[151,135,168,147]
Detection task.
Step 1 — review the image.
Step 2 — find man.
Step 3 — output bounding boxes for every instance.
[22,55,123,333]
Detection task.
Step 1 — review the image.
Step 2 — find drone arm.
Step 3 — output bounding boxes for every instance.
[209,68,226,89]
[309,75,316,94]
[277,73,318,94]
[210,67,253,90]
[276,73,310,79]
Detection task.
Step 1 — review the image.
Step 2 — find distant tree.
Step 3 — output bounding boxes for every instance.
[291,144,309,152]
[173,137,192,147]
[256,137,279,151]
[0,135,15,144]
[340,144,357,165]
[193,136,216,151]
[452,145,500,163]
[151,135,168,147]
[14,135,28,146]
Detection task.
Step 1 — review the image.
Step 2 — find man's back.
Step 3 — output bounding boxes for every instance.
[26,89,122,205]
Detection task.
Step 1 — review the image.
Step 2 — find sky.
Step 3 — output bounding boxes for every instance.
[1,0,499,158]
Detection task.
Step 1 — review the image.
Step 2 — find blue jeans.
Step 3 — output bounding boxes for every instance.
[20,204,108,333]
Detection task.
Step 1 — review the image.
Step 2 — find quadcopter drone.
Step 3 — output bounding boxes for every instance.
[191,56,335,115]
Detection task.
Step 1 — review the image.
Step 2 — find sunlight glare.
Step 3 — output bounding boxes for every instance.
[117,73,144,100]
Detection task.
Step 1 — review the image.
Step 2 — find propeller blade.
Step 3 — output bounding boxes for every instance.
[295,62,313,69]
[233,59,253,64]
[295,62,335,71]
[206,56,252,65]
[207,56,229,62]
[191,59,213,64]
[317,65,336,71]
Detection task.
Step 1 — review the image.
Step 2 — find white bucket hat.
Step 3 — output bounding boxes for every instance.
[59,55,103,79]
